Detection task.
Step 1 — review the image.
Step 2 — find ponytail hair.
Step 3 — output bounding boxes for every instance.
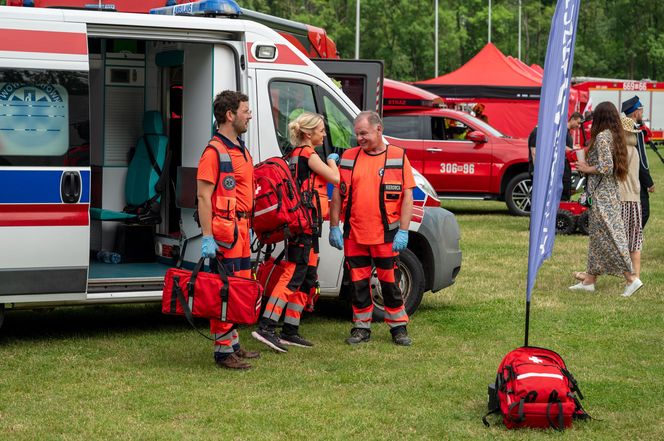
[288,112,324,146]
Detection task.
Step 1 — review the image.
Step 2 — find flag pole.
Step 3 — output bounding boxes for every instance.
[524,299,530,346]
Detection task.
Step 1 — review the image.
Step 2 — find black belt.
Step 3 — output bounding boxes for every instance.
[236,211,249,219]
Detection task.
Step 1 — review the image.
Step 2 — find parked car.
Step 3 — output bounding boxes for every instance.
[383,108,532,216]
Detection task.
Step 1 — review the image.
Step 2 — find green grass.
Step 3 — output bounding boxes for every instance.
[1,151,663,440]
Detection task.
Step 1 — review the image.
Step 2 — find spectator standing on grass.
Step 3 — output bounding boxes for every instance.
[197,90,260,370]
[252,112,340,352]
[570,102,642,298]
[621,96,655,227]
[329,111,415,346]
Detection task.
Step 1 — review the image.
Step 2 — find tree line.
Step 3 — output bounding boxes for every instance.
[243,0,664,82]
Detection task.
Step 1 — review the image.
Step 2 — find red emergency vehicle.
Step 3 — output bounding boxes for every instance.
[573,78,664,141]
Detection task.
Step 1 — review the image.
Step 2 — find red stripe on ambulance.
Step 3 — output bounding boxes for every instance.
[0,204,89,227]
[0,29,87,55]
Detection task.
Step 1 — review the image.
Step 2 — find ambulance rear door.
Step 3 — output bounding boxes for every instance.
[313,59,384,115]
[0,17,91,303]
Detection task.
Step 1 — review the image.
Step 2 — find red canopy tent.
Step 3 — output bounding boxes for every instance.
[415,43,580,138]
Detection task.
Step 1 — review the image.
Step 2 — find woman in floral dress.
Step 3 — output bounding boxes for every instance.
[571,102,643,297]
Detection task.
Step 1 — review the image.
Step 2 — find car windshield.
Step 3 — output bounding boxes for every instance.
[463,113,507,137]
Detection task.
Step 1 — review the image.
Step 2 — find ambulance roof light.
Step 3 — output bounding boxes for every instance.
[149,0,242,17]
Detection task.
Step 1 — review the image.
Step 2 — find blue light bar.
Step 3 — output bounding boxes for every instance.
[149,0,242,16]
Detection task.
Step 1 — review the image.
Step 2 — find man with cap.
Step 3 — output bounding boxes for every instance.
[621,96,655,227]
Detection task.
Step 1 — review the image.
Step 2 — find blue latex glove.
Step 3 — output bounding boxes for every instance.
[201,235,218,258]
[329,226,344,250]
[326,153,340,165]
[392,229,409,252]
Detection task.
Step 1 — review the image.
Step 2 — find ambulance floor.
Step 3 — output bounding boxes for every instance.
[88,261,171,280]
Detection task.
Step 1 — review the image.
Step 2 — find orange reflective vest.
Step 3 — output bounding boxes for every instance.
[206,137,241,249]
[286,145,323,236]
[338,145,406,239]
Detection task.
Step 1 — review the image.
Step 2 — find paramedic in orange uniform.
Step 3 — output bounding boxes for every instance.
[252,112,340,352]
[329,111,415,346]
[197,90,260,370]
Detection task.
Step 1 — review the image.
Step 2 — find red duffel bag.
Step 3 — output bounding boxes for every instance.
[162,257,263,326]
[255,250,287,297]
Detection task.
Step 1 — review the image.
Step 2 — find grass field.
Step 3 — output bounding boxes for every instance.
[1,152,662,440]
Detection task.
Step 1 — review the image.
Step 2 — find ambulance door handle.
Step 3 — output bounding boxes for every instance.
[61,171,81,203]
[426,148,443,152]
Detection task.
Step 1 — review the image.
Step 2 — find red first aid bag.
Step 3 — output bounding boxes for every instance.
[162,258,263,326]
[484,346,589,431]
[252,157,312,244]
[255,252,287,297]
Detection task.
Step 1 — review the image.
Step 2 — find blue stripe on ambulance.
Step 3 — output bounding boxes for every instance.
[0,169,90,204]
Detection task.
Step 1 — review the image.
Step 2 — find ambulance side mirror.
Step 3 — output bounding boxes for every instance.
[467,131,488,143]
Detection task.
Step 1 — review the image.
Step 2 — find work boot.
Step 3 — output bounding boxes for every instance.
[215,353,252,370]
[279,333,314,348]
[391,326,412,346]
[251,327,288,353]
[345,328,371,345]
[235,348,261,359]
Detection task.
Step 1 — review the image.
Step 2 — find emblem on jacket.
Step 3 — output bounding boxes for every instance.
[223,176,236,190]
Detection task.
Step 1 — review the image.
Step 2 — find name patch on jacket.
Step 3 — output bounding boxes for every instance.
[384,184,402,192]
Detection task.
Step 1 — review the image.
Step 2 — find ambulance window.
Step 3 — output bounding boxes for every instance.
[0,69,89,166]
[268,81,317,151]
[383,116,422,139]
[322,95,355,150]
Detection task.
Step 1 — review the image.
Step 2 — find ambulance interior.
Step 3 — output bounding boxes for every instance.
[86,37,235,293]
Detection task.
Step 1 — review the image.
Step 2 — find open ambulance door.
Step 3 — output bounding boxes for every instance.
[0,18,91,303]
[313,59,384,116]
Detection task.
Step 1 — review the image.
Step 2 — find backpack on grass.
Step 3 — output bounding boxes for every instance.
[483,346,589,431]
[252,157,313,245]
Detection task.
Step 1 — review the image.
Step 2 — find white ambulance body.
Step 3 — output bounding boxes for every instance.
[0,2,461,325]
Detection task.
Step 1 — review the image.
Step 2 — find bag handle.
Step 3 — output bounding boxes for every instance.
[208,257,231,322]
[172,275,215,341]
[546,390,565,431]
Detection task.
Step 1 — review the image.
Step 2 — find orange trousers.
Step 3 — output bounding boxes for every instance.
[262,235,318,334]
[210,217,251,355]
[344,238,408,329]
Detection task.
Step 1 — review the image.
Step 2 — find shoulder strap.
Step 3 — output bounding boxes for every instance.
[143,135,163,176]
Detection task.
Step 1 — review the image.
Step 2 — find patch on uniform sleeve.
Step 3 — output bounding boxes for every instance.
[222,175,236,190]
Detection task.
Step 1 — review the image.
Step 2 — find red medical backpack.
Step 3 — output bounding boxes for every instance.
[252,157,313,244]
[484,346,589,431]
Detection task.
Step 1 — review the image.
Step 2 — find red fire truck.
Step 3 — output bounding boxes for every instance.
[573,78,664,141]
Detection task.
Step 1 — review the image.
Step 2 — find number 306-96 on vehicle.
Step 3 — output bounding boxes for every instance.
[440,163,475,174]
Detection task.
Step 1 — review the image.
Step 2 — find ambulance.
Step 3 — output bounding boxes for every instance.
[0,0,462,327]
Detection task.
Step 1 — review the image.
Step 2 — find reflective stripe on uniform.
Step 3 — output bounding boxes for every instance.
[340,158,355,168]
[385,158,404,167]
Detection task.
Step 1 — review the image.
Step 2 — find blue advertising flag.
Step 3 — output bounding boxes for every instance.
[526,0,580,301]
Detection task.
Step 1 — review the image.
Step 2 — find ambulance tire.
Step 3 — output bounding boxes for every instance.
[370,248,425,322]
[505,172,532,216]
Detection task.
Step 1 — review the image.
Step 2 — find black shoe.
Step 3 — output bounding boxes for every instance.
[279,333,314,348]
[251,329,288,353]
[391,327,412,346]
[345,328,371,345]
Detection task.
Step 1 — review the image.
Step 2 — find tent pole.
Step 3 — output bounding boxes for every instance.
[524,299,531,347]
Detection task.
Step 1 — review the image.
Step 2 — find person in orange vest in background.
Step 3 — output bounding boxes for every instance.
[329,111,415,346]
[197,90,260,370]
[252,112,340,352]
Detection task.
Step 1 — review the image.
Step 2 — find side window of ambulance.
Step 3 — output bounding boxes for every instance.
[0,69,89,166]
[268,81,317,152]
[383,116,422,139]
[322,95,355,150]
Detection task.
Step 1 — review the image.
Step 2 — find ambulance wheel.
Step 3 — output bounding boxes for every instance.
[577,211,590,235]
[505,172,532,216]
[555,210,576,235]
[370,248,425,321]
